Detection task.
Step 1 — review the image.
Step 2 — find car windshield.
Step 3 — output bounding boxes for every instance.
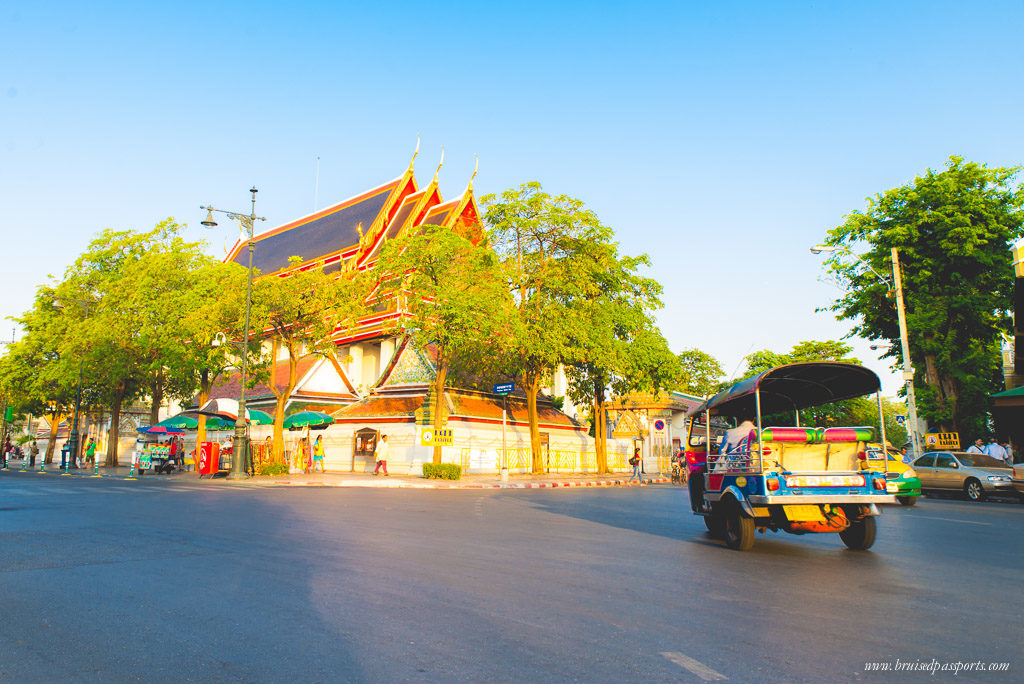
[954,452,1007,468]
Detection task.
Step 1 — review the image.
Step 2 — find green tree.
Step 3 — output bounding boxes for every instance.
[373,223,513,463]
[483,183,619,473]
[820,156,1023,437]
[562,239,676,473]
[169,260,250,447]
[0,307,77,464]
[251,257,357,461]
[676,348,724,397]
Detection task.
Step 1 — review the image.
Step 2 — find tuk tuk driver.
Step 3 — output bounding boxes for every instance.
[690,412,757,512]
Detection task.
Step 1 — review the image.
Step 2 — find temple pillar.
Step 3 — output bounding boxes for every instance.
[348,344,364,389]
[362,345,380,388]
[380,338,396,372]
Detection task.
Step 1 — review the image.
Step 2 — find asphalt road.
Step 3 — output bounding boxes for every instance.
[1,473,1020,683]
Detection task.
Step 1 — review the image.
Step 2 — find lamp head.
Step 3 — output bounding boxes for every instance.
[810,245,838,255]
[201,208,218,228]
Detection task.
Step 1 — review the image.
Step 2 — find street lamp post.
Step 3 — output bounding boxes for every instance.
[811,244,923,459]
[200,188,266,480]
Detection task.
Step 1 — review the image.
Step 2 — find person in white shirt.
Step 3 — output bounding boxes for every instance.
[721,419,757,455]
[984,437,1009,465]
[966,439,985,454]
[373,434,389,476]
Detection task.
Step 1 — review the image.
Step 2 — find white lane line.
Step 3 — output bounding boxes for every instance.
[660,652,728,681]
[905,515,991,526]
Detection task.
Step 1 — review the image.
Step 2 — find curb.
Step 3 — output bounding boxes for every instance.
[2,469,670,490]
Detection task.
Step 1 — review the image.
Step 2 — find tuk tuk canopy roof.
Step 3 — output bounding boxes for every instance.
[686,362,881,419]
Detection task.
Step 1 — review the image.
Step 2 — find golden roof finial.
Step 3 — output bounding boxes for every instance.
[356,222,365,246]
[467,154,479,191]
[431,147,444,185]
[407,134,420,172]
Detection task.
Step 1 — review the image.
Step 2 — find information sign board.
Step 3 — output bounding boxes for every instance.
[923,432,960,450]
[420,428,454,447]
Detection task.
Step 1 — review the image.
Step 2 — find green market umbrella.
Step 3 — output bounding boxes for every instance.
[282,410,334,430]
[154,415,198,430]
[247,409,274,425]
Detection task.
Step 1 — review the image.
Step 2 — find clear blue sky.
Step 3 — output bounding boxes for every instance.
[3,1,1023,396]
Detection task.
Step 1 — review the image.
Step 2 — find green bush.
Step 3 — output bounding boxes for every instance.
[422,463,462,480]
[259,461,289,476]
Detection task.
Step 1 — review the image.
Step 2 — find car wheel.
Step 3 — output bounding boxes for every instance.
[964,479,985,502]
[723,501,755,551]
[839,516,877,550]
[896,495,917,507]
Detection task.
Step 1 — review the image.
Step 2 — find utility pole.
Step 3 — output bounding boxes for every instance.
[891,247,922,459]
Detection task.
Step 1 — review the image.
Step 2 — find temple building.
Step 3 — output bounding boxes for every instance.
[204,152,634,473]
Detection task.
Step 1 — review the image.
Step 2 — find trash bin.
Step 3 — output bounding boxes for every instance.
[60,443,70,469]
[199,442,220,477]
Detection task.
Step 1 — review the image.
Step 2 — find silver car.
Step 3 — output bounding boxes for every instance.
[911,451,1014,501]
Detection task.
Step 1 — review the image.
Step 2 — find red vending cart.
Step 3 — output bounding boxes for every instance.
[199,442,220,477]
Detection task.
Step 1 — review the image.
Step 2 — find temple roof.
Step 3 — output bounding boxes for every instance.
[227,178,403,275]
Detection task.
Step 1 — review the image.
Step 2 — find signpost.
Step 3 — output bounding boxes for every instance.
[493,383,514,473]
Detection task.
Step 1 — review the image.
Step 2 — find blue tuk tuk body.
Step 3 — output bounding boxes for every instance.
[685,362,897,551]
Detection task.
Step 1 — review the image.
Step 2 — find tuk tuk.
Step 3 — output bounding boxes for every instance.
[685,362,896,551]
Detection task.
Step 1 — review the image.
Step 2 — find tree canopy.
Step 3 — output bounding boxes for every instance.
[819,156,1023,438]
[373,223,514,462]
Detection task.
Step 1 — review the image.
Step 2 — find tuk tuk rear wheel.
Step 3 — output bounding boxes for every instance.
[724,503,755,551]
[704,513,725,538]
[896,495,917,506]
[839,516,876,550]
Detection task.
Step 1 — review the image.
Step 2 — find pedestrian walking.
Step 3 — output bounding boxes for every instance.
[373,434,389,475]
[1002,441,1014,464]
[85,437,96,466]
[628,448,643,484]
[984,437,1009,465]
[312,435,325,472]
[967,438,985,454]
[29,440,39,468]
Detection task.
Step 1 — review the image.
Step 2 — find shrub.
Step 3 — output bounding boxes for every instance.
[259,461,289,476]
[422,463,462,480]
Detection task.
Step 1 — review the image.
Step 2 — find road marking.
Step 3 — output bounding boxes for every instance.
[660,652,728,681]
[905,515,991,526]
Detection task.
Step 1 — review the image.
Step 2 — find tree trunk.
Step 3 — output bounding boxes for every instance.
[44,413,63,464]
[196,371,211,448]
[923,349,958,432]
[431,362,449,464]
[269,337,298,462]
[106,384,125,467]
[525,370,543,474]
[149,369,163,427]
[594,381,607,474]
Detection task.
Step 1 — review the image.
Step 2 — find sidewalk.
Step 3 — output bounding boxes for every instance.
[1,460,670,489]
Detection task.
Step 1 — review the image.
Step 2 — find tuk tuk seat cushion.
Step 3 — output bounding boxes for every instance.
[821,426,874,442]
[760,426,819,443]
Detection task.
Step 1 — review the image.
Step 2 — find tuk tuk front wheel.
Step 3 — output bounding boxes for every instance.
[896,495,917,506]
[723,503,755,551]
[839,516,876,550]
